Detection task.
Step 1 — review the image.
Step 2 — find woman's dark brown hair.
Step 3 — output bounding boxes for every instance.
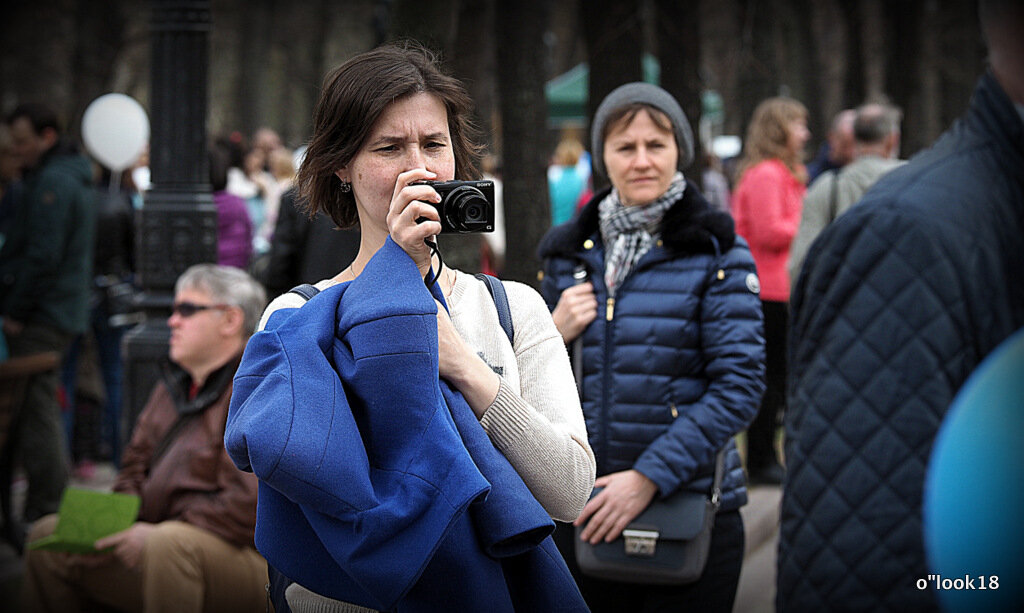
[297,41,482,229]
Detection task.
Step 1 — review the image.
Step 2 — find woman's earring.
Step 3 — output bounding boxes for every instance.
[339,180,352,193]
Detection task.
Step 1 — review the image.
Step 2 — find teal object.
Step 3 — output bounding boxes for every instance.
[924,327,1024,611]
[548,166,587,225]
[702,90,725,123]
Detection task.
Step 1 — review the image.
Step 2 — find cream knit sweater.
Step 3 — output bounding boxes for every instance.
[259,270,596,523]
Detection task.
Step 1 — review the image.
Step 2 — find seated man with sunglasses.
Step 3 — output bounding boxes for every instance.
[22,264,269,613]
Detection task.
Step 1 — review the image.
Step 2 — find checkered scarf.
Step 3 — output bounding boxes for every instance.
[598,172,685,295]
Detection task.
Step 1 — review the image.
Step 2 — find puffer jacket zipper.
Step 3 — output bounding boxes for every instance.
[594,242,667,475]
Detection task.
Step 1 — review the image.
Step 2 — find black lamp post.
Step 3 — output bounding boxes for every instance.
[121,0,217,442]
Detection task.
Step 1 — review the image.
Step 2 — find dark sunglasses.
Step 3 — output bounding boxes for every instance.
[171,302,231,318]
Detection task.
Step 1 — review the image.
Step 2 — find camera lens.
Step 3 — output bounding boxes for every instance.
[464,202,485,222]
[444,186,491,233]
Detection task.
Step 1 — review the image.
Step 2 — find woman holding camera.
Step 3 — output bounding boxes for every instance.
[538,83,766,612]
[226,42,593,613]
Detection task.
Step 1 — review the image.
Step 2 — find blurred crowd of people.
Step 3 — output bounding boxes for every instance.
[0,118,357,531]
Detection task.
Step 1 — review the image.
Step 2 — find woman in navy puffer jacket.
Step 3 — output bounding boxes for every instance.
[539,83,766,612]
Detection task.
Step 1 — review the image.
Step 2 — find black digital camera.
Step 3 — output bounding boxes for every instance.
[415,179,496,234]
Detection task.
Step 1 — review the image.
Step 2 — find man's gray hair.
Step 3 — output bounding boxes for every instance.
[176,264,267,338]
[853,103,902,145]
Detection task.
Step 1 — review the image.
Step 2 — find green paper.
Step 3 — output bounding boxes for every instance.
[27,488,141,554]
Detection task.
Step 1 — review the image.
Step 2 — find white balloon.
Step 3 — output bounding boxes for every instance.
[81,93,150,172]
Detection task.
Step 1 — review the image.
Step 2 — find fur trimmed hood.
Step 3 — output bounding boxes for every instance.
[537,179,736,259]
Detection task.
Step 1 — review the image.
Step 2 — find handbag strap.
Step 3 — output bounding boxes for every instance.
[570,263,588,396]
[710,449,726,508]
[474,273,514,346]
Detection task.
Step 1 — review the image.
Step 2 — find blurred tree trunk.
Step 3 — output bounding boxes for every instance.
[450,0,497,151]
[108,11,150,108]
[916,1,942,153]
[654,0,703,173]
[446,0,499,274]
[274,0,332,146]
[889,1,984,157]
[496,0,550,288]
[237,0,273,137]
[884,0,928,155]
[581,0,643,189]
[549,0,585,78]
[1,0,144,141]
[775,0,820,144]
[317,5,378,103]
[1,0,77,132]
[735,0,777,158]
[856,0,888,101]
[810,0,851,140]
[70,0,130,135]
[389,0,459,52]
[937,1,985,136]
[210,0,244,135]
[700,0,744,139]
[839,0,864,107]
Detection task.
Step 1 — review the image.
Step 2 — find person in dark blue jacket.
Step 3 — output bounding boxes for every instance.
[538,82,766,612]
[779,2,1024,611]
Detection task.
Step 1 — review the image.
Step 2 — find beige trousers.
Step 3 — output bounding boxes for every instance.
[22,514,268,613]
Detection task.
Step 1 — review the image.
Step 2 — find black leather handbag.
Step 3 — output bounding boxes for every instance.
[574,450,724,585]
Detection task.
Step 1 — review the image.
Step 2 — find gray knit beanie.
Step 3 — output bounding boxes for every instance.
[590,82,695,177]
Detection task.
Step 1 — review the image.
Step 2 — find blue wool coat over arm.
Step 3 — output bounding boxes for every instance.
[225,238,588,612]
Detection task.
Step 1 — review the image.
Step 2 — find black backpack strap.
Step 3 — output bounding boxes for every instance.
[474,273,514,346]
[828,169,840,222]
[287,283,321,301]
[290,278,513,344]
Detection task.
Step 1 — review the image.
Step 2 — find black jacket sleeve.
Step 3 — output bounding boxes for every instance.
[260,187,309,298]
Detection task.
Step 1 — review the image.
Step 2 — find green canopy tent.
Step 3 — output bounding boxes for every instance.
[545,54,661,126]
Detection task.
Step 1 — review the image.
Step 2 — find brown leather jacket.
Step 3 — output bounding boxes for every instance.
[113,355,258,548]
